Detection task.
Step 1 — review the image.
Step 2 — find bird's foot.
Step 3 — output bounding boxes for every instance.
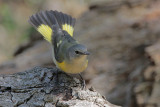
[79,74,86,90]
[54,68,63,85]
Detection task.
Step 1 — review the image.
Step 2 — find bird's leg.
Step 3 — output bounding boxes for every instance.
[54,68,62,84]
[55,68,62,74]
[79,73,86,90]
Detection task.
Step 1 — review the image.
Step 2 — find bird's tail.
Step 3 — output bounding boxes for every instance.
[28,10,76,43]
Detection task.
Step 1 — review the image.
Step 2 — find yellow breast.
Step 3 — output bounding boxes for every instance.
[57,56,88,74]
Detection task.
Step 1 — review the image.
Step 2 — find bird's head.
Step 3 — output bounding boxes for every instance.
[66,44,90,61]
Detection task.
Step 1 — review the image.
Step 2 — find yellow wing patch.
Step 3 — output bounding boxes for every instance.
[62,24,74,36]
[37,24,52,43]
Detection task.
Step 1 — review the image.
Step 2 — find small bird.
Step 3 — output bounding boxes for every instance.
[28,10,89,75]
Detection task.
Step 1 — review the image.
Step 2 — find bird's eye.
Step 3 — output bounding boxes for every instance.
[75,51,80,54]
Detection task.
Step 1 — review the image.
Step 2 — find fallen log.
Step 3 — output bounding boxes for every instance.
[0,67,120,107]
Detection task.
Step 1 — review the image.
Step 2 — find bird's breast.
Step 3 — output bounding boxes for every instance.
[57,56,88,74]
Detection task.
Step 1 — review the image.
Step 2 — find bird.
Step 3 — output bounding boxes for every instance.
[28,10,90,79]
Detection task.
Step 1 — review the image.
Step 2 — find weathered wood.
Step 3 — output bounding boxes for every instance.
[0,67,120,107]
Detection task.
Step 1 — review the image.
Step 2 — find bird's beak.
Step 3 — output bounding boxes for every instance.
[83,51,90,55]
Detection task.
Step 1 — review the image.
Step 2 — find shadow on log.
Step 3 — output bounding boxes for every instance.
[0,67,120,107]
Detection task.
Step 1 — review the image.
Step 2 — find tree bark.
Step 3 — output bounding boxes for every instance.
[0,67,120,107]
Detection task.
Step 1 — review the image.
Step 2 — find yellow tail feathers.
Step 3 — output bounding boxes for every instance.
[37,24,52,43]
[62,24,74,36]
[29,10,76,42]
[37,23,74,43]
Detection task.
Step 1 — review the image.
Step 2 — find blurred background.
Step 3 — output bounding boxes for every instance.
[0,0,160,107]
